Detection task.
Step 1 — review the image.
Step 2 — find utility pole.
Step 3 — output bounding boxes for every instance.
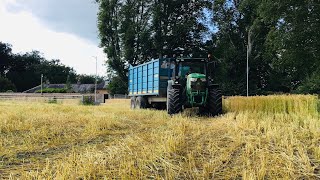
[41,74,43,95]
[93,56,98,103]
[246,45,249,97]
[247,29,252,97]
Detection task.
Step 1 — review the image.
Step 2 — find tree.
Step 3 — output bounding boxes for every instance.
[259,0,320,91]
[208,0,319,95]
[96,0,319,95]
[96,0,210,84]
[77,74,104,84]
[1,43,78,92]
[6,51,77,92]
[209,0,271,95]
[0,42,13,77]
[0,77,16,92]
[107,76,128,95]
[296,69,320,94]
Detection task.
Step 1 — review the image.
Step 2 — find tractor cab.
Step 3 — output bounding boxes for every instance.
[168,58,207,80]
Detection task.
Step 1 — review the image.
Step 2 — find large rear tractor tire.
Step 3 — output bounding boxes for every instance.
[135,96,147,109]
[207,88,222,116]
[198,106,209,116]
[167,89,182,115]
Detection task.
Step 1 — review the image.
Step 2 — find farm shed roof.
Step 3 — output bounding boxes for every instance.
[23,82,106,93]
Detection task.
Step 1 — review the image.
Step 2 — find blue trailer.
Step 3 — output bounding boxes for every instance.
[129,56,222,116]
[128,58,174,109]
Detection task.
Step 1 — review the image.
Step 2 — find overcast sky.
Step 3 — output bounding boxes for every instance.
[0,0,107,76]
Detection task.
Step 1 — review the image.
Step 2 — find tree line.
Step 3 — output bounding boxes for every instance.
[0,42,103,92]
[96,0,320,95]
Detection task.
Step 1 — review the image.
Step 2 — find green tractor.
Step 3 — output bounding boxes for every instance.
[166,57,222,116]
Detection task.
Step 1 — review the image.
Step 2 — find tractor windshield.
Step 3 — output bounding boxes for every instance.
[178,61,206,78]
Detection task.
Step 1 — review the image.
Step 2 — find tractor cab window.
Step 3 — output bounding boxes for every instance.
[178,61,206,78]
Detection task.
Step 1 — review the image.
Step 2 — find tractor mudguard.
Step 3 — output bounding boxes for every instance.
[168,80,181,90]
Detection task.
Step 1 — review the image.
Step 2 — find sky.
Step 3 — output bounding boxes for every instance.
[0,0,107,76]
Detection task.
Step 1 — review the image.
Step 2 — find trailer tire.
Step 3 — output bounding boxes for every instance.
[167,89,182,115]
[130,97,136,109]
[136,96,147,109]
[207,88,222,116]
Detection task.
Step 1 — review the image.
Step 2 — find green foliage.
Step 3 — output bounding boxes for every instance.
[107,76,127,95]
[259,0,320,91]
[0,42,78,92]
[206,0,320,95]
[0,76,16,92]
[96,0,209,83]
[77,74,103,84]
[296,71,320,94]
[100,1,320,95]
[82,96,95,105]
[36,88,68,93]
[48,98,58,104]
[0,42,12,77]
[7,52,78,92]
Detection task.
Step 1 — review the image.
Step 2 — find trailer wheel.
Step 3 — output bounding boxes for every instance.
[130,97,136,109]
[207,88,222,116]
[167,89,182,115]
[135,96,147,109]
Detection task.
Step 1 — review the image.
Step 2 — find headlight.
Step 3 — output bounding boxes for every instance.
[190,78,197,82]
[190,78,206,82]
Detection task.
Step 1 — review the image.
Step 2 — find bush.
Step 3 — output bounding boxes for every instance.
[107,76,128,95]
[48,98,58,104]
[0,77,16,92]
[82,96,95,105]
[36,88,67,93]
[296,71,320,94]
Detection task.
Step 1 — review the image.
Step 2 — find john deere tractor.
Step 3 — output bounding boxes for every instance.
[166,57,222,116]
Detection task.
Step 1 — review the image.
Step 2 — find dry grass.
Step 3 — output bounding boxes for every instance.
[0,96,319,179]
[224,95,319,115]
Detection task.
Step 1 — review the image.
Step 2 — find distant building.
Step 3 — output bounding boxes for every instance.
[24,81,108,94]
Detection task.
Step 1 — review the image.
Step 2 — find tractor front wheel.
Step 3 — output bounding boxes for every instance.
[167,89,182,115]
[207,88,222,116]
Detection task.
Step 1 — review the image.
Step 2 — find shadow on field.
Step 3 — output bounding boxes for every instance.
[168,107,226,118]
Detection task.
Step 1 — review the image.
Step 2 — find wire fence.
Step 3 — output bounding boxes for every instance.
[109,94,129,99]
[0,93,106,103]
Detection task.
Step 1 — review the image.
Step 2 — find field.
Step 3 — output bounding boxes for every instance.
[0,95,319,179]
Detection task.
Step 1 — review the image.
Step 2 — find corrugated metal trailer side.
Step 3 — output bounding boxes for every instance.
[128,58,173,97]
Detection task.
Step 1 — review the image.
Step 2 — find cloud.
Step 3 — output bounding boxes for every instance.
[0,0,107,76]
[4,0,99,43]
